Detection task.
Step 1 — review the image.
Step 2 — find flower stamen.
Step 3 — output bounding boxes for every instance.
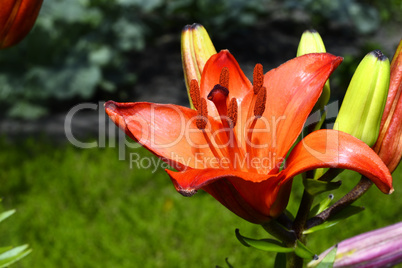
[246,87,267,160]
[189,79,201,110]
[254,86,267,118]
[196,98,208,130]
[227,97,238,128]
[253,63,264,95]
[219,67,230,89]
[246,63,265,122]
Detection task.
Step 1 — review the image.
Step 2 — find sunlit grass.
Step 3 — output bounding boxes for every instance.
[0,138,401,267]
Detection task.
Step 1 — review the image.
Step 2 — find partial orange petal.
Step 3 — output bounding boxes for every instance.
[374,40,402,172]
[105,101,222,171]
[200,50,253,118]
[282,130,393,194]
[244,53,342,169]
[166,168,283,223]
[0,0,43,49]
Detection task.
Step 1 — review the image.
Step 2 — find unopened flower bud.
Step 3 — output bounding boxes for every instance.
[309,222,402,267]
[374,39,402,172]
[0,0,43,49]
[334,50,390,147]
[181,23,216,109]
[297,29,330,111]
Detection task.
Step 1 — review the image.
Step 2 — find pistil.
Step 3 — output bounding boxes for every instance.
[208,84,230,129]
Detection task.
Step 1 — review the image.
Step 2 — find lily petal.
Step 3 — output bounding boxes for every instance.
[0,0,43,49]
[167,129,393,223]
[246,53,342,167]
[105,101,223,171]
[166,167,284,223]
[200,50,253,117]
[282,129,393,194]
[374,40,402,172]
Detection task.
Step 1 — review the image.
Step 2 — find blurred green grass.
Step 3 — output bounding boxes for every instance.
[0,138,401,267]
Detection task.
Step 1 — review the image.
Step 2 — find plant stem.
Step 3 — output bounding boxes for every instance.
[286,189,315,268]
[293,191,314,240]
[306,177,372,229]
[287,252,304,268]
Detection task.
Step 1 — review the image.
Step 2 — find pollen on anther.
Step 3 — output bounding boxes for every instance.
[254,86,267,117]
[227,98,238,128]
[196,98,208,129]
[190,79,201,110]
[219,67,230,89]
[253,63,264,95]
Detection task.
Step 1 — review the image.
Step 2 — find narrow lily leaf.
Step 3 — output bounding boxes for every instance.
[215,257,233,268]
[303,221,339,234]
[0,245,31,268]
[225,257,234,268]
[329,205,365,221]
[274,253,287,268]
[295,240,318,259]
[284,209,295,221]
[309,194,334,218]
[304,206,364,234]
[314,245,338,268]
[235,229,294,253]
[303,179,341,196]
[0,209,15,223]
[0,247,12,255]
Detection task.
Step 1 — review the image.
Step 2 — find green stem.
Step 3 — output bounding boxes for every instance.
[287,252,304,268]
[286,189,315,268]
[306,177,372,229]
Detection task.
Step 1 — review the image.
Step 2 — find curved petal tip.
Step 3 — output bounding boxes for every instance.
[179,189,198,197]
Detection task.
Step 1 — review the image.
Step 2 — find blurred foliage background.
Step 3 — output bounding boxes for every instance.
[0,0,401,119]
[1,0,402,267]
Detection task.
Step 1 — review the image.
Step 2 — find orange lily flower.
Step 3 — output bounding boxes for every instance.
[0,0,43,49]
[105,50,393,224]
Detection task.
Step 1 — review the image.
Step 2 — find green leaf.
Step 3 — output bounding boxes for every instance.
[0,210,15,223]
[235,229,294,253]
[0,245,32,268]
[294,240,317,260]
[303,179,341,196]
[316,245,337,268]
[224,257,234,268]
[0,247,12,255]
[309,194,334,217]
[303,221,339,234]
[329,205,365,222]
[304,206,365,234]
[283,209,295,221]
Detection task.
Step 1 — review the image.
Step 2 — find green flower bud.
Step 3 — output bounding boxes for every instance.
[181,23,216,109]
[334,50,390,146]
[297,29,330,111]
